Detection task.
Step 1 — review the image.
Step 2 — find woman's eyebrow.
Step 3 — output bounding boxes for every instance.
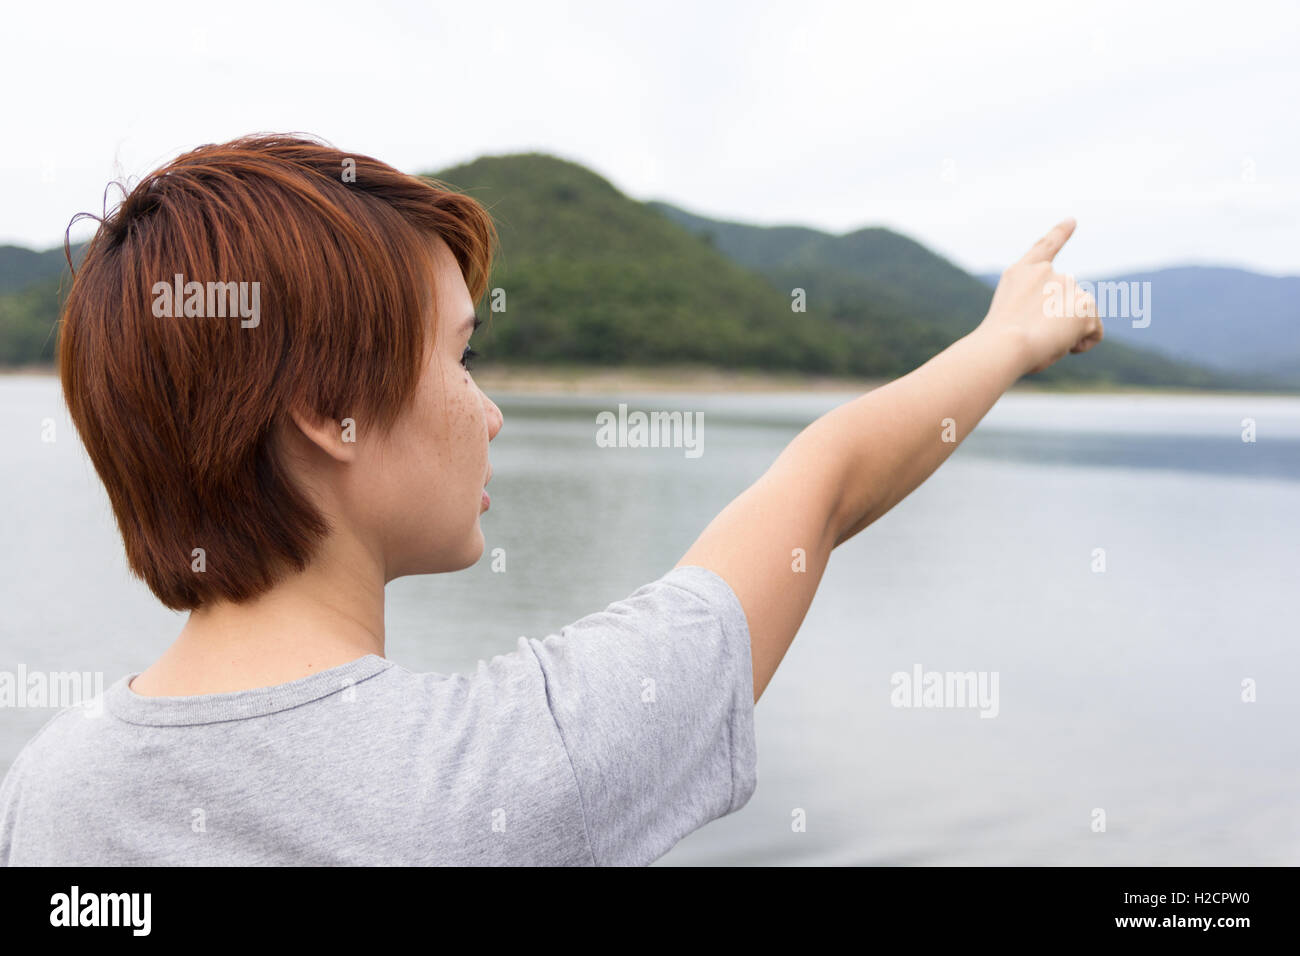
[462,314,481,334]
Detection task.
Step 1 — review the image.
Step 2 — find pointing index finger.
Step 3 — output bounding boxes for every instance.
[1020,217,1077,265]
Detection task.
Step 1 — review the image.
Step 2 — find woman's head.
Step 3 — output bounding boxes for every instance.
[59,134,501,611]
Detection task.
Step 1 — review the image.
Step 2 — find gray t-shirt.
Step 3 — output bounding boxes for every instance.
[0,565,757,866]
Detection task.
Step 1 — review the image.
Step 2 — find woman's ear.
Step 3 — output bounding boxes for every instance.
[286,406,360,464]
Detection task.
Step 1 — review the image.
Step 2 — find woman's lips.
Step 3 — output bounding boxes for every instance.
[481,489,490,510]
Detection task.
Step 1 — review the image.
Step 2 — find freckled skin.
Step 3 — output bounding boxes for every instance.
[365,237,503,579]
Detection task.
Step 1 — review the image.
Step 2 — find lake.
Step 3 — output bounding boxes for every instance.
[2,375,1298,865]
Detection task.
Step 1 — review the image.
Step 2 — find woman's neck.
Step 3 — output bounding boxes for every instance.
[129,533,387,697]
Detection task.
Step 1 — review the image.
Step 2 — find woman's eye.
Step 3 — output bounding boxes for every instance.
[460,345,479,371]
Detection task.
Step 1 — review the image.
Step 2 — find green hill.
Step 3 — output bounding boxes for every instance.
[0,243,80,365]
[0,243,82,294]
[0,154,1255,388]
[426,153,860,372]
[0,274,63,365]
[649,202,989,336]
[431,153,1012,377]
[645,200,1238,388]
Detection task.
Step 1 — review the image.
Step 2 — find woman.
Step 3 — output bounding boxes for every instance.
[0,134,1101,866]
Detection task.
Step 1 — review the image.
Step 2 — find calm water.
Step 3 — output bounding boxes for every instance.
[2,376,1298,865]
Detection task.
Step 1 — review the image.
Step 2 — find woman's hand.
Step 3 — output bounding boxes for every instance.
[978,218,1105,375]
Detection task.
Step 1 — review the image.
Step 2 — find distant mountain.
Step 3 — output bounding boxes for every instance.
[429,157,1229,385]
[0,275,62,365]
[653,202,1246,389]
[0,155,1280,390]
[976,266,1299,385]
[0,244,82,365]
[0,242,83,294]
[427,154,865,373]
[650,202,991,337]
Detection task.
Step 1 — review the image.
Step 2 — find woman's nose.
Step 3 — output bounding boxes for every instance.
[483,391,503,439]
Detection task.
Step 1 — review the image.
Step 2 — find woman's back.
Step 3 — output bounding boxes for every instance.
[0,567,757,866]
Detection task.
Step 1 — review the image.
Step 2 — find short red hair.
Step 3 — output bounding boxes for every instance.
[58,134,497,610]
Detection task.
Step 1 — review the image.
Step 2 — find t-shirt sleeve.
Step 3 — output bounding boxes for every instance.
[524,564,758,866]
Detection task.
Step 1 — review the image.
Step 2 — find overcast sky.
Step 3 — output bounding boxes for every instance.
[5,0,1297,277]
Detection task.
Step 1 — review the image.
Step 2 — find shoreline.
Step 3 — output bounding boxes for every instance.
[2,362,1293,398]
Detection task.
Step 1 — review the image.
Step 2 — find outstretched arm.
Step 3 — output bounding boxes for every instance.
[676,218,1103,702]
